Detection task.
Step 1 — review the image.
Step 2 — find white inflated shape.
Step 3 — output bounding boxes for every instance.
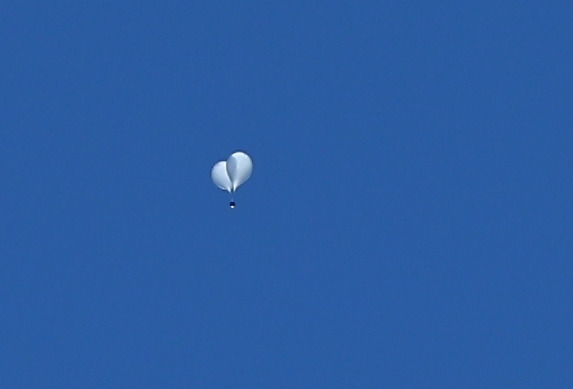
[211,151,253,193]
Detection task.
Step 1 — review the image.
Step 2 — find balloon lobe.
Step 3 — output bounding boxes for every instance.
[226,151,253,191]
[211,161,232,192]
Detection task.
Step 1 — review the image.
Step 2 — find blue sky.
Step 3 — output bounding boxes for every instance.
[2,2,572,387]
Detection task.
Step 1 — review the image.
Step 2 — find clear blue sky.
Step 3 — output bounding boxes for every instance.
[2,2,571,387]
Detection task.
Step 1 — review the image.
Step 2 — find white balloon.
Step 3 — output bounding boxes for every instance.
[226,151,253,191]
[211,151,253,194]
[211,161,232,192]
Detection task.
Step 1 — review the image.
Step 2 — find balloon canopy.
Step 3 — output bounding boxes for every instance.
[211,151,253,194]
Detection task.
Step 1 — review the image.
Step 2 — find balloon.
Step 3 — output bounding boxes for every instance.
[211,151,253,194]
